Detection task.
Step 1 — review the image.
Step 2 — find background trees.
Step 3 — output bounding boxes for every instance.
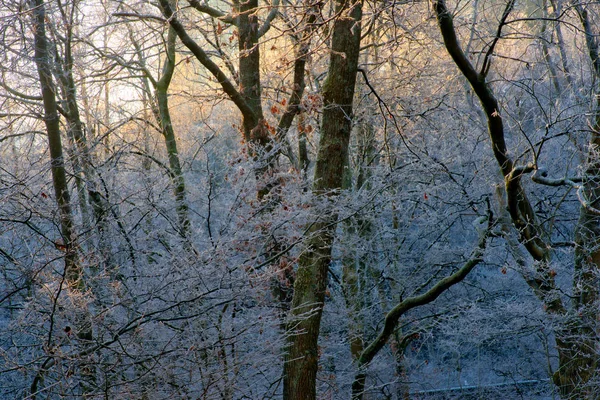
[2,0,600,398]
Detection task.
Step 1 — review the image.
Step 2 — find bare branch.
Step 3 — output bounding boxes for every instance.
[258,0,281,38]
[354,207,493,375]
[159,0,258,129]
[187,0,236,25]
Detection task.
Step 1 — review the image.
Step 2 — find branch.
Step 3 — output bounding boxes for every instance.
[112,12,166,23]
[355,209,493,372]
[480,0,515,78]
[531,169,580,188]
[358,68,420,160]
[274,2,320,167]
[0,81,43,101]
[159,0,258,128]
[188,0,236,25]
[577,186,600,216]
[258,0,281,38]
[129,151,175,179]
[434,0,555,267]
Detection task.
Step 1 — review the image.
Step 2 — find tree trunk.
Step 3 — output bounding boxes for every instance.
[283,1,363,398]
[32,0,80,288]
[53,5,111,269]
[236,0,264,143]
[31,1,93,396]
[128,25,193,247]
[342,110,377,400]
[155,27,193,245]
[549,0,574,89]
[554,5,600,396]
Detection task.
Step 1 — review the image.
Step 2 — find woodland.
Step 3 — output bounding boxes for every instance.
[1,0,600,398]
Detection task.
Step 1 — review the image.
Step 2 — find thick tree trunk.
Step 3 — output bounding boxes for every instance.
[283,1,363,398]
[237,0,264,144]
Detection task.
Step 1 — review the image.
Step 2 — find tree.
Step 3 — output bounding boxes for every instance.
[283,0,364,397]
[6,0,600,398]
[433,0,598,396]
[29,0,94,395]
[128,24,194,248]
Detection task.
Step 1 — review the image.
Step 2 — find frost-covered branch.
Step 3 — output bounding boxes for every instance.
[352,209,493,396]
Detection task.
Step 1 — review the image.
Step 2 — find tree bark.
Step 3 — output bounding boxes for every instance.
[283,1,363,398]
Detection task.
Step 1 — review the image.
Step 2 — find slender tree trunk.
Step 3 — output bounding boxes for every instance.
[341,111,377,400]
[129,25,193,245]
[54,5,111,268]
[31,1,94,396]
[32,0,80,288]
[155,27,193,244]
[283,1,363,398]
[298,113,310,178]
[275,3,320,169]
[549,0,574,89]
[540,0,561,95]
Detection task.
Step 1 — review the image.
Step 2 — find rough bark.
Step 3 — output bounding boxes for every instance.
[283,1,363,398]
[236,0,264,142]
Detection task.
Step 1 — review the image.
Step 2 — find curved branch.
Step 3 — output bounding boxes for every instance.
[354,211,493,385]
[480,0,515,77]
[188,0,236,25]
[274,2,320,167]
[258,0,281,38]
